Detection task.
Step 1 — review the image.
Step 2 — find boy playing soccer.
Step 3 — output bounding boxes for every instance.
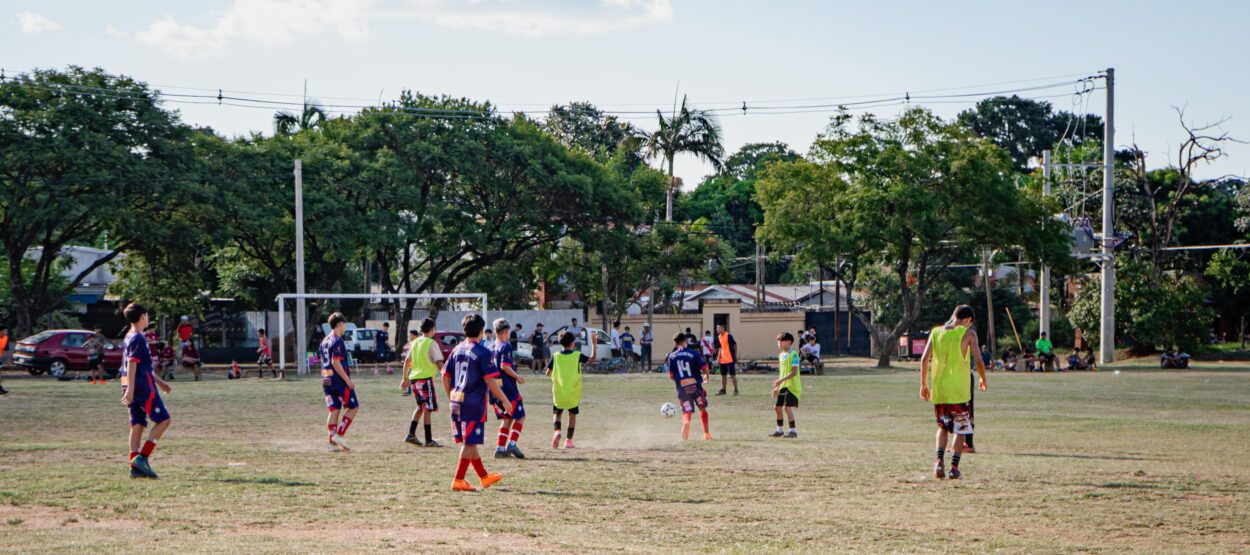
[771,332,801,438]
[546,331,592,449]
[321,312,358,452]
[666,332,712,440]
[256,328,279,379]
[490,318,527,459]
[920,304,988,480]
[402,318,443,447]
[443,313,512,492]
[120,303,173,479]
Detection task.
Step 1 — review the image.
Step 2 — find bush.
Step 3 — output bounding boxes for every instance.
[1021,311,1075,351]
[1071,258,1215,354]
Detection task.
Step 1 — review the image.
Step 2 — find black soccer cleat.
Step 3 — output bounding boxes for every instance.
[404,434,423,446]
[948,466,962,480]
[130,466,147,479]
[769,430,785,438]
[424,438,442,448]
[494,447,512,459]
[934,461,945,479]
[785,430,798,438]
[508,443,527,459]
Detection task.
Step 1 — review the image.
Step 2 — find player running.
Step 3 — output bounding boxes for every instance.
[321,313,358,452]
[256,328,279,379]
[443,313,511,492]
[120,303,173,479]
[666,332,712,440]
[402,318,443,447]
[490,318,527,459]
[547,331,591,449]
[920,305,988,480]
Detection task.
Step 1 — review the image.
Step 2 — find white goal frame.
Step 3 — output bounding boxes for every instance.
[276,293,488,374]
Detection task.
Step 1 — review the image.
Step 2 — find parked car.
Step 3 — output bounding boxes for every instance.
[13,329,124,380]
[431,331,466,359]
[515,326,637,363]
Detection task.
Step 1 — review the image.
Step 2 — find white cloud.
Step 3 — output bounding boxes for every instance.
[17,11,62,34]
[118,0,673,59]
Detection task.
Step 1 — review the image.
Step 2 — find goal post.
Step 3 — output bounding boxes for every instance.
[276,293,488,375]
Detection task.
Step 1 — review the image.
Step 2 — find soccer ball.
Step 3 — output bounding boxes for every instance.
[660,402,677,418]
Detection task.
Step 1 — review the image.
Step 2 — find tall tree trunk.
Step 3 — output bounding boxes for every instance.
[600,264,610,332]
[665,155,676,222]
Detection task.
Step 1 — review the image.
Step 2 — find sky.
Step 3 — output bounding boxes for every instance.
[5,0,1249,185]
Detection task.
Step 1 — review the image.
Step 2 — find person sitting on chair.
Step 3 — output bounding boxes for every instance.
[1034,332,1056,371]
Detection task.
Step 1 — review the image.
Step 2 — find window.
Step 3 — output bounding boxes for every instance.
[442,334,464,347]
[61,334,87,348]
[596,331,610,345]
[356,330,374,341]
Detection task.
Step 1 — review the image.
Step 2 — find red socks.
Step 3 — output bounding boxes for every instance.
[129,451,138,462]
[327,423,337,438]
[336,416,353,436]
[140,440,157,457]
[454,458,470,481]
[497,424,510,447]
[510,422,523,443]
[700,411,710,433]
[470,458,488,478]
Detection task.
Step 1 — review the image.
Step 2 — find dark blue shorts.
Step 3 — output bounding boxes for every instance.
[324,386,359,411]
[493,396,525,420]
[452,419,486,445]
[678,386,708,414]
[128,392,170,427]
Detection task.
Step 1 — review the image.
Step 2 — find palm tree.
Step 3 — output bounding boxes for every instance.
[641,95,726,221]
[273,98,327,135]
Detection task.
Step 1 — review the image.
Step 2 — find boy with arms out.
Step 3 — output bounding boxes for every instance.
[321,312,358,452]
[771,332,801,438]
[666,332,712,440]
[402,318,443,447]
[443,314,511,492]
[120,303,173,479]
[920,305,988,480]
[547,331,592,449]
[490,318,528,459]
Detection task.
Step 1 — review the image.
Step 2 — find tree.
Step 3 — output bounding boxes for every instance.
[0,67,197,338]
[273,98,327,136]
[641,95,726,221]
[544,102,639,163]
[758,108,1071,367]
[678,142,799,260]
[1205,250,1250,348]
[957,95,1103,172]
[1070,257,1214,354]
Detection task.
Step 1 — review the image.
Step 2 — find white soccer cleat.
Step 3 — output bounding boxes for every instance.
[331,434,352,451]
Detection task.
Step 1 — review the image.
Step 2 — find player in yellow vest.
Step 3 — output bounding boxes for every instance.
[402,318,444,447]
[546,331,592,449]
[770,332,802,438]
[920,305,988,480]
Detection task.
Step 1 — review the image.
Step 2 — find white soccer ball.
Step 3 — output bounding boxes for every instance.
[660,402,677,418]
[1114,370,1121,376]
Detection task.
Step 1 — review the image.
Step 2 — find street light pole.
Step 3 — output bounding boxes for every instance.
[294,160,307,376]
[1099,68,1115,365]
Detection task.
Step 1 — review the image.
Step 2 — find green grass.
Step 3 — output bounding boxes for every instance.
[1,361,1249,553]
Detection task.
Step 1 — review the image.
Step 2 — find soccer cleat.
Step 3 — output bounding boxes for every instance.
[129,466,146,479]
[715,390,726,396]
[130,455,158,479]
[948,466,962,480]
[551,432,561,448]
[494,447,511,459]
[934,461,946,479]
[404,434,422,446]
[327,439,342,452]
[424,438,442,448]
[564,439,575,449]
[89,378,96,384]
[785,430,798,438]
[733,390,739,396]
[331,434,351,451]
[479,472,503,489]
[0,387,8,395]
[962,445,976,454]
[99,379,107,385]
[770,430,784,437]
[703,432,713,441]
[508,443,526,459]
[451,479,478,492]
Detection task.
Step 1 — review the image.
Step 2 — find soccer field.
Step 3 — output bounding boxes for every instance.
[1,362,1248,554]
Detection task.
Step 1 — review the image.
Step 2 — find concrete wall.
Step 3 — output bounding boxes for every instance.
[589,299,805,361]
[368,309,583,340]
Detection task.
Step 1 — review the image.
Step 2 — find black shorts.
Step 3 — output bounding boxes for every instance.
[775,388,799,407]
[719,362,736,376]
[553,405,579,415]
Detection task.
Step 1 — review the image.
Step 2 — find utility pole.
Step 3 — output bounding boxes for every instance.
[833,256,840,355]
[1040,150,1052,339]
[294,160,308,376]
[1100,68,1115,365]
[755,241,765,307]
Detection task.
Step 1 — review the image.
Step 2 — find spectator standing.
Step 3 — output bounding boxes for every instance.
[530,323,549,374]
[610,321,622,358]
[620,326,636,366]
[567,318,585,352]
[715,324,739,396]
[511,324,522,353]
[684,327,698,348]
[0,327,9,395]
[700,330,716,360]
[640,325,654,372]
[377,322,391,364]
[87,329,107,384]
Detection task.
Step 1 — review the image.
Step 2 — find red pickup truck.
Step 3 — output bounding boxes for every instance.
[13,329,125,380]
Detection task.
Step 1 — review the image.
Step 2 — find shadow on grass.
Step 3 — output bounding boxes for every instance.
[207,476,316,487]
[1011,452,1163,462]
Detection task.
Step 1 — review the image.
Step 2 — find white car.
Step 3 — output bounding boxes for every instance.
[319,324,387,362]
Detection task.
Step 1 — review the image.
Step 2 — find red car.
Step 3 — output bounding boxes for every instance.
[432,331,466,359]
[13,329,125,380]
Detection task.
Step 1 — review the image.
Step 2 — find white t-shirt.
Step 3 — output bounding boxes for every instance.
[610,328,621,349]
[805,342,821,357]
[700,336,715,356]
